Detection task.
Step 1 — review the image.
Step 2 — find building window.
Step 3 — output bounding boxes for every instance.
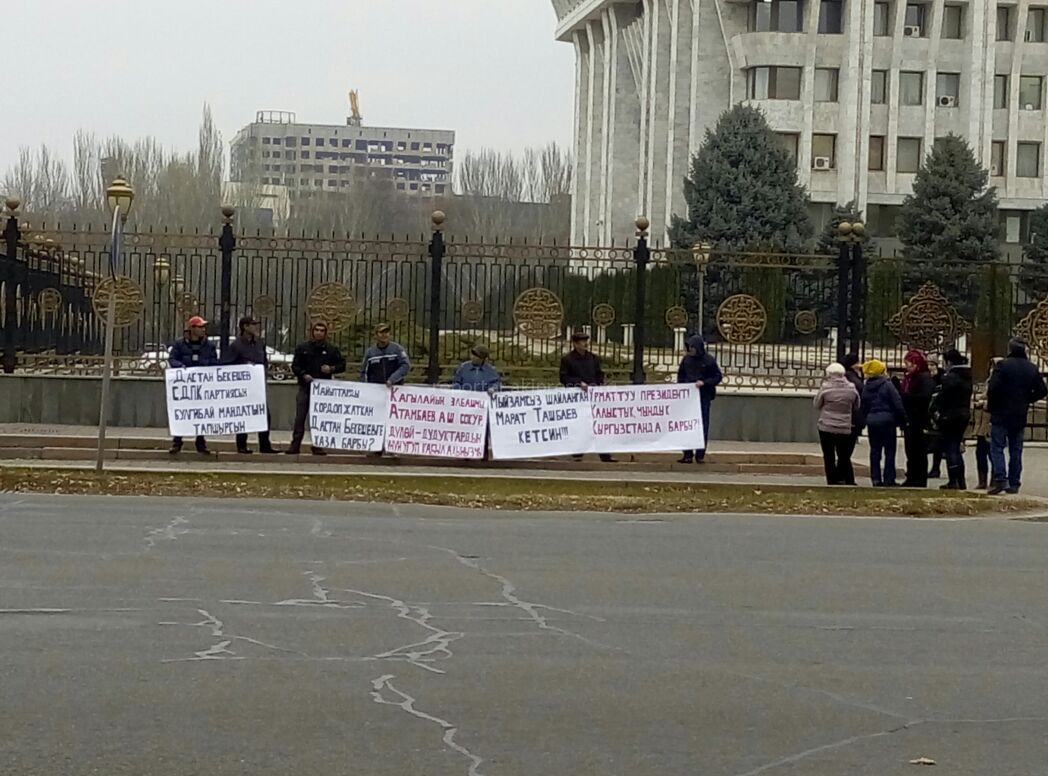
[1020,75,1044,109]
[871,70,888,103]
[285,137,297,147]
[301,138,311,146]
[262,137,271,145]
[874,1,892,35]
[302,151,311,159]
[1028,7,1046,41]
[776,133,800,162]
[936,72,960,106]
[397,182,406,190]
[997,5,1012,40]
[272,151,281,158]
[330,138,340,147]
[818,0,843,32]
[897,137,923,172]
[747,66,803,100]
[315,179,322,187]
[904,3,926,34]
[1017,142,1041,176]
[811,134,837,169]
[942,4,964,37]
[411,142,420,151]
[900,71,924,105]
[869,136,886,170]
[991,141,1006,176]
[994,74,1009,108]
[750,0,804,31]
[814,68,839,101]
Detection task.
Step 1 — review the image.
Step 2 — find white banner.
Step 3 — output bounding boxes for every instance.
[489,388,594,460]
[309,381,388,452]
[385,386,489,459]
[589,384,705,453]
[166,364,268,437]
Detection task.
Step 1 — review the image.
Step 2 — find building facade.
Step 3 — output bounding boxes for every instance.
[231,110,455,197]
[553,0,1048,246]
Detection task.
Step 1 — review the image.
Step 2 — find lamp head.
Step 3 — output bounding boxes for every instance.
[106,176,135,218]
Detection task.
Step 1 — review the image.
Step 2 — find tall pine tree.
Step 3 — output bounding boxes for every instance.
[1021,204,1048,298]
[896,134,1000,265]
[669,104,813,252]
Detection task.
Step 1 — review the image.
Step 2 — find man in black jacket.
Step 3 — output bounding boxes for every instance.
[559,331,614,463]
[227,316,277,455]
[934,349,973,490]
[986,337,1048,494]
[286,322,346,456]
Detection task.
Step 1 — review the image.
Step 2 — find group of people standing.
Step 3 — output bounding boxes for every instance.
[815,337,1047,494]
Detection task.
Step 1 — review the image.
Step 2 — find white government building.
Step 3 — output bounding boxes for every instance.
[552,0,1048,249]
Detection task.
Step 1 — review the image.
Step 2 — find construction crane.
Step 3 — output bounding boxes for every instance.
[348,90,362,126]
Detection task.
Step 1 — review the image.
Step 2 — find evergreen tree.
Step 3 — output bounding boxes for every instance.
[669,104,813,253]
[1021,204,1048,298]
[896,134,1000,266]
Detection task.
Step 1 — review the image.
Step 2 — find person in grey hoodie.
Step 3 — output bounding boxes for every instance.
[361,323,410,386]
[814,363,861,485]
[676,335,723,463]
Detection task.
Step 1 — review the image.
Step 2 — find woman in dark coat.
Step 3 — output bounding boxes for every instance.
[933,349,974,490]
[900,349,936,488]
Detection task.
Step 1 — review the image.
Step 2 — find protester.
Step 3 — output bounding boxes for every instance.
[860,359,907,487]
[986,337,1048,495]
[971,358,1001,491]
[361,323,410,386]
[286,321,346,456]
[168,315,218,455]
[813,363,860,485]
[899,349,935,487]
[676,335,723,464]
[841,353,865,443]
[927,358,945,479]
[932,349,973,490]
[226,315,277,455]
[559,331,615,463]
[452,345,501,393]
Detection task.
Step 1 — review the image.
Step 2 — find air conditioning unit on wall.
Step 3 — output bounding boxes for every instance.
[1024,103,1039,110]
[903,25,922,36]
[991,163,1001,176]
[812,156,833,170]
[938,95,957,107]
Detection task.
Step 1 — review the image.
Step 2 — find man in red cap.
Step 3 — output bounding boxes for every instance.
[168,315,219,455]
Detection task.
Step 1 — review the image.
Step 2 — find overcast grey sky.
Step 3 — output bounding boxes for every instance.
[2,0,575,173]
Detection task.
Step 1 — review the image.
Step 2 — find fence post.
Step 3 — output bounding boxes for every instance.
[1,197,21,374]
[632,216,650,385]
[218,205,236,360]
[849,225,866,357]
[427,210,446,385]
[835,222,856,362]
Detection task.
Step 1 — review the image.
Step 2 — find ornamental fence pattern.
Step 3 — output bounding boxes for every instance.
[2,211,1048,397]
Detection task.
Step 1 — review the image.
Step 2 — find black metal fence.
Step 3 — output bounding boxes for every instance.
[2,209,1048,396]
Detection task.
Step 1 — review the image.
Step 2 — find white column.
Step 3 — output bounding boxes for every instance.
[622,323,635,347]
[596,325,609,344]
[673,327,687,353]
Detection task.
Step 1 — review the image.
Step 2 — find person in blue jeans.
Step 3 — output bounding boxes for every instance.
[676,335,723,463]
[860,359,908,487]
[986,337,1048,495]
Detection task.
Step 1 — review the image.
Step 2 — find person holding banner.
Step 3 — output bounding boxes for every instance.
[452,345,501,393]
[676,335,723,463]
[361,323,411,387]
[560,331,615,463]
[227,315,278,455]
[168,316,219,455]
[286,322,346,456]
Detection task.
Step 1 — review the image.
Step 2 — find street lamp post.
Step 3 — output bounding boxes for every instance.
[95,176,135,472]
[691,241,712,336]
[631,217,650,385]
[835,220,865,362]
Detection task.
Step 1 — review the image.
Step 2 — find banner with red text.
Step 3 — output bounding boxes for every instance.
[588,384,705,454]
[385,385,490,459]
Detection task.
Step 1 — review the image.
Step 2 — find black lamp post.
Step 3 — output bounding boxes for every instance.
[631,216,650,385]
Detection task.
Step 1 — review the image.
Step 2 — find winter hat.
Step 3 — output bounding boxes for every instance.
[826,363,846,377]
[841,353,861,369]
[943,348,968,366]
[863,359,887,377]
[904,349,929,371]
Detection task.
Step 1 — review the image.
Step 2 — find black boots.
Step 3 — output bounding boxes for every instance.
[940,466,967,491]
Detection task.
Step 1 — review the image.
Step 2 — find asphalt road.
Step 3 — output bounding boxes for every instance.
[2,495,1047,775]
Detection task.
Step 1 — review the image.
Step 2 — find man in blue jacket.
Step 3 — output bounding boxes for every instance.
[361,323,411,386]
[987,337,1048,495]
[168,315,218,455]
[452,345,501,393]
[676,335,723,463]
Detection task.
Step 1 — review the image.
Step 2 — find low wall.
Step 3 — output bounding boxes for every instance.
[0,376,821,443]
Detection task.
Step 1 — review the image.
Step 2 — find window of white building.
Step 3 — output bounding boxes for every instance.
[994,75,1009,108]
[814,68,839,101]
[991,141,1006,176]
[750,0,805,32]
[869,136,886,170]
[874,2,893,35]
[747,66,803,100]
[1027,7,1046,41]
[811,134,837,169]
[776,133,800,163]
[1019,75,1043,109]
[871,70,888,103]
[899,71,924,105]
[897,137,923,172]
[818,0,843,32]
[997,6,1012,40]
[904,3,927,35]
[936,73,960,106]
[1017,142,1041,176]
[942,5,964,38]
